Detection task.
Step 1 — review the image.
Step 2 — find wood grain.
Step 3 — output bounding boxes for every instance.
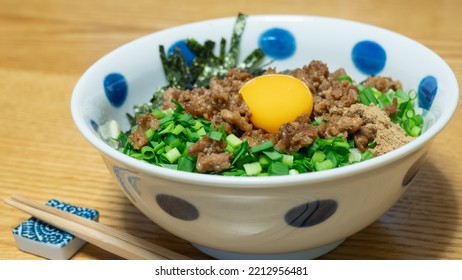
[1,0,461,260]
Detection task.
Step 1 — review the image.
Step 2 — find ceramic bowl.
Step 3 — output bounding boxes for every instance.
[71,15,458,259]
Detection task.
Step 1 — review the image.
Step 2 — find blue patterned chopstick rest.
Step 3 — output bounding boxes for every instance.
[12,199,99,260]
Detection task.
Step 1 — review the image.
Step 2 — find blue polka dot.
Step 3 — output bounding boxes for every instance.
[418,75,438,110]
[104,73,127,108]
[352,40,386,76]
[259,28,296,60]
[90,119,98,132]
[285,199,337,228]
[168,40,196,66]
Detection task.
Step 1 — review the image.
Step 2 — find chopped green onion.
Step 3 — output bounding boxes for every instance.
[193,120,204,130]
[314,159,334,171]
[361,151,374,161]
[359,91,370,105]
[158,114,173,125]
[258,155,271,168]
[337,75,353,82]
[243,162,262,176]
[249,141,273,154]
[405,109,415,119]
[221,169,246,176]
[332,139,350,151]
[182,128,200,142]
[395,89,409,101]
[165,147,181,163]
[171,124,185,135]
[167,137,183,149]
[197,127,207,137]
[209,130,223,141]
[326,151,338,167]
[152,108,166,119]
[409,89,417,100]
[262,150,282,161]
[289,169,300,175]
[281,154,294,168]
[410,126,422,137]
[231,141,249,165]
[178,156,196,172]
[377,94,391,108]
[348,148,362,163]
[158,122,174,134]
[130,152,143,160]
[153,141,166,153]
[226,134,243,147]
[269,161,289,176]
[414,115,424,126]
[159,163,178,170]
[145,128,155,139]
[172,100,185,114]
[364,87,379,105]
[312,151,326,163]
[141,146,156,160]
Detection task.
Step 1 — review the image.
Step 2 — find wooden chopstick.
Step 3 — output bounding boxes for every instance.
[4,194,192,260]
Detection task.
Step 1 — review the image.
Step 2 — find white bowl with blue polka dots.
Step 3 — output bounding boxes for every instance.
[71,15,458,259]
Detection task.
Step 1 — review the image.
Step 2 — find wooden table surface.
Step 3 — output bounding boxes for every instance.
[1,0,461,260]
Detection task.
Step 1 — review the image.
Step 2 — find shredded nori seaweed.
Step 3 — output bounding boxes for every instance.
[127,13,266,125]
[161,13,264,89]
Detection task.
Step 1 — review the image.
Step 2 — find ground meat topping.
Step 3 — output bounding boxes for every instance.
[196,153,233,173]
[120,57,420,177]
[362,76,402,93]
[383,97,400,116]
[241,129,279,148]
[150,60,415,173]
[219,109,253,132]
[187,136,232,173]
[353,126,376,152]
[187,136,227,156]
[128,113,160,150]
[275,113,318,153]
[281,61,359,116]
[319,110,364,138]
[273,103,412,155]
[163,68,253,135]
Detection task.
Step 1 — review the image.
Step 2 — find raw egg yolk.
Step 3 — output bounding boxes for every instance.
[239,74,313,133]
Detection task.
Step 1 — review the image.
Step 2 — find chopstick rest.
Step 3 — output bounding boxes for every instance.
[12,199,99,260]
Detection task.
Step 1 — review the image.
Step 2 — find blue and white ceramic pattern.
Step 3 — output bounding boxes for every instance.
[71,15,458,259]
[13,199,99,259]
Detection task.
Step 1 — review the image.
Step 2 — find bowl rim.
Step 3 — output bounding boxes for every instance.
[71,14,459,188]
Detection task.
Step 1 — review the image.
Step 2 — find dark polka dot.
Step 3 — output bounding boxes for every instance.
[285,199,337,227]
[156,194,199,221]
[259,28,296,60]
[352,40,386,75]
[402,153,428,187]
[167,39,196,66]
[90,119,99,132]
[418,75,438,110]
[104,73,128,108]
